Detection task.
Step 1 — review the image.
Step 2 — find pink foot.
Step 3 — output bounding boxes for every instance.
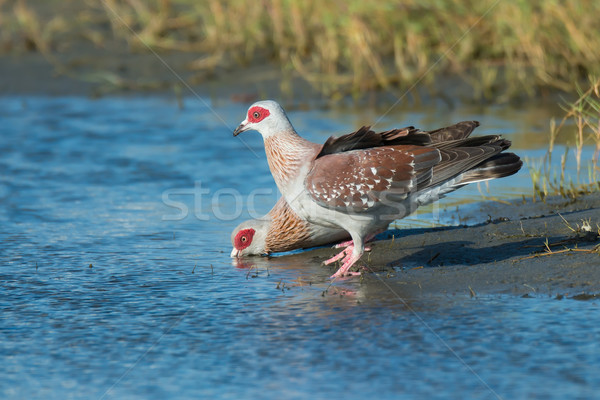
[323,246,351,265]
[324,244,370,265]
[330,250,363,279]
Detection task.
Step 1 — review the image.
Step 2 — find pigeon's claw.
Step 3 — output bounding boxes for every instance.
[323,246,352,265]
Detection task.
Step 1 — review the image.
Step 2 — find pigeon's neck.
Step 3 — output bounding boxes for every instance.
[264,130,318,190]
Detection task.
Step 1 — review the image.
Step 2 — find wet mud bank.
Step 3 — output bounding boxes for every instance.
[282,193,600,299]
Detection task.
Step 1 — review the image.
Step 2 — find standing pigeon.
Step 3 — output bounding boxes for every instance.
[230,196,349,258]
[231,122,487,258]
[233,100,522,278]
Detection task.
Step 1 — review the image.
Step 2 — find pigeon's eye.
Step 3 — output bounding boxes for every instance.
[235,228,255,250]
[248,106,270,123]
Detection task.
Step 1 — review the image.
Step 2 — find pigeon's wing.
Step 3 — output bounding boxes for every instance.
[316,121,482,159]
[306,120,520,213]
[316,126,431,158]
[306,146,441,213]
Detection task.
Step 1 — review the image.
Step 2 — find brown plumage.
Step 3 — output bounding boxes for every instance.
[264,196,313,253]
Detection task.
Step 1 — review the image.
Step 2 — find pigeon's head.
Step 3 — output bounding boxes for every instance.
[233,100,292,138]
[230,218,270,257]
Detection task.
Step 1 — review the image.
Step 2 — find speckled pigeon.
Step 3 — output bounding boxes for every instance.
[230,196,350,258]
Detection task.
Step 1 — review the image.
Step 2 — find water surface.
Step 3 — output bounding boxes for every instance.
[1,96,598,399]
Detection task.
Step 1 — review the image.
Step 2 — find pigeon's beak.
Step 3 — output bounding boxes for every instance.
[230,248,240,258]
[233,120,249,136]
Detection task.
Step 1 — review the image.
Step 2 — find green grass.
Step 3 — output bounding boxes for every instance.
[2,0,600,100]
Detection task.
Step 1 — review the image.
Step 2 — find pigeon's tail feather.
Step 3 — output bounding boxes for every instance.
[458,153,523,185]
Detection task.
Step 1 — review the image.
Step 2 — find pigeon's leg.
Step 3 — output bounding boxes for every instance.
[333,239,354,249]
[334,242,372,253]
[333,231,380,250]
[333,240,371,255]
[333,229,385,251]
[334,240,372,252]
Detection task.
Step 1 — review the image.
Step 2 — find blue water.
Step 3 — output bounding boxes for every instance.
[1,96,599,399]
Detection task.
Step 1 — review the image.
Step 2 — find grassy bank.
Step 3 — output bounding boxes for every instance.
[2,0,600,100]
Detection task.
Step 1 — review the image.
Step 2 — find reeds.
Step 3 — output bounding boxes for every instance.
[529,77,600,200]
[2,0,600,100]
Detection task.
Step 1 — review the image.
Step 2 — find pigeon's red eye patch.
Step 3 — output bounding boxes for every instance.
[234,228,255,250]
[248,106,270,123]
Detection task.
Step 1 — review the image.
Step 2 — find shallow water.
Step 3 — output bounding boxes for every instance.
[1,96,599,399]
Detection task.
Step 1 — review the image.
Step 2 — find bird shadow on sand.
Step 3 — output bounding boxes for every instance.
[377,222,579,269]
[385,236,561,269]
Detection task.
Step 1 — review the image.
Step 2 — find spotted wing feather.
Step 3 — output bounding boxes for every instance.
[306,146,441,212]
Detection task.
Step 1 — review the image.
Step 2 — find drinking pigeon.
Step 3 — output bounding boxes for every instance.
[231,196,349,258]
